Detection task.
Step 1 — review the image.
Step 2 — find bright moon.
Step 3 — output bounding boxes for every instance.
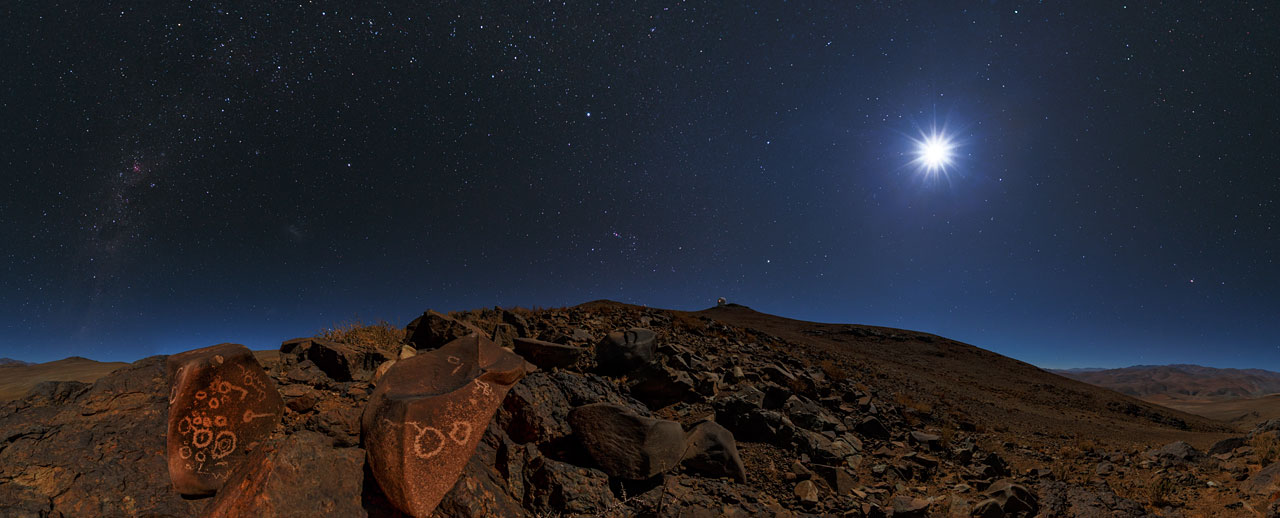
[909,128,958,179]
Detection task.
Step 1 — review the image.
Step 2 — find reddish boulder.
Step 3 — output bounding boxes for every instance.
[404,310,490,351]
[199,431,365,517]
[362,334,535,517]
[166,343,283,497]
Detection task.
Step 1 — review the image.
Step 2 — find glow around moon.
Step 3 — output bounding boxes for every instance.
[908,128,958,180]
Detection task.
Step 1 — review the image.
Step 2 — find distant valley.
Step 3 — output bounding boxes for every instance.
[1052,364,1280,425]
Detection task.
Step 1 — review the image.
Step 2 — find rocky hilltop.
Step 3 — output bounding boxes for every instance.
[3,301,1279,517]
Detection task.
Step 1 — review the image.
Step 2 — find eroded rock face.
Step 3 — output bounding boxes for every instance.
[362,334,534,517]
[166,343,284,497]
[681,420,747,483]
[568,402,685,480]
[512,337,587,370]
[200,431,365,518]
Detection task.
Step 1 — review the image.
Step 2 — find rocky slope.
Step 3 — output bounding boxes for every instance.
[2,301,1277,517]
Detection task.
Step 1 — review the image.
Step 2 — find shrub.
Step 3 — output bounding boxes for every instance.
[317,319,405,355]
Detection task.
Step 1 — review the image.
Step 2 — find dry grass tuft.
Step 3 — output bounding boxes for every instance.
[1254,432,1280,466]
[818,359,849,382]
[1145,476,1176,507]
[317,319,405,355]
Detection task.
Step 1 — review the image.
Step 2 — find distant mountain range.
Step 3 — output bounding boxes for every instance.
[1051,363,1280,400]
[0,358,32,367]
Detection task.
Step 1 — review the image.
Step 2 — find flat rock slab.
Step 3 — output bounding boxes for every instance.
[595,328,657,375]
[513,337,587,369]
[200,431,365,518]
[166,343,284,497]
[362,334,535,517]
[568,402,685,480]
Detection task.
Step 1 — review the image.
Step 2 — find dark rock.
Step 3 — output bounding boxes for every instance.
[491,322,518,349]
[502,371,574,444]
[512,337,588,370]
[980,452,1011,478]
[793,479,819,504]
[0,356,205,517]
[501,308,531,338]
[404,309,490,351]
[972,479,1038,517]
[890,495,930,517]
[810,464,856,494]
[1243,461,1280,495]
[595,327,657,375]
[568,403,685,480]
[1036,480,1149,517]
[524,455,617,515]
[784,395,842,431]
[628,362,700,408]
[909,430,942,450]
[24,380,90,404]
[200,431,365,517]
[280,337,392,382]
[166,343,284,497]
[855,416,891,441]
[1144,440,1205,465]
[361,334,534,517]
[680,420,747,483]
[1208,436,1247,455]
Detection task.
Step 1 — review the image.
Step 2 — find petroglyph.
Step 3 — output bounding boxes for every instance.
[167,343,283,496]
[409,422,446,459]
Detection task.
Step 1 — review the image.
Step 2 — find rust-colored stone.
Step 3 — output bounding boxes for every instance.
[362,334,535,517]
[166,343,283,497]
[199,431,365,518]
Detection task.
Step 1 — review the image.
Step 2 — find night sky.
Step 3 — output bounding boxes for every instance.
[2,3,1277,369]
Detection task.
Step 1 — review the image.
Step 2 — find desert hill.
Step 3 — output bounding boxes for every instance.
[1,301,1275,517]
[1051,364,1280,400]
[0,355,130,400]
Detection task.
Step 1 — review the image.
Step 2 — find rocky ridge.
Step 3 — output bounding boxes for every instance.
[0,301,1274,517]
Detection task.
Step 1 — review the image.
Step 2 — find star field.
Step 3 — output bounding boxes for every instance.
[1,3,1277,369]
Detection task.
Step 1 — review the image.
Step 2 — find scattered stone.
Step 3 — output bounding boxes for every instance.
[890,495,930,517]
[404,309,490,351]
[524,455,617,515]
[810,463,856,494]
[595,327,657,374]
[794,479,819,504]
[909,430,942,450]
[1144,440,1206,465]
[371,359,396,385]
[399,345,418,359]
[166,343,284,497]
[513,337,588,369]
[855,416,891,441]
[200,431,364,517]
[361,334,534,517]
[628,362,700,408]
[568,403,685,480]
[681,420,747,482]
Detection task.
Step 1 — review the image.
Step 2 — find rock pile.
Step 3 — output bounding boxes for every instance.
[1,301,1267,517]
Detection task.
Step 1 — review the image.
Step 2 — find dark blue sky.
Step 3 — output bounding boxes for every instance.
[2,3,1277,368]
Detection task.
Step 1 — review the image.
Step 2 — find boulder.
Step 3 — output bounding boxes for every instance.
[1144,440,1205,465]
[1243,461,1280,495]
[793,479,819,504]
[568,403,685,480]
[362,334,535,517]
[909,430,942,450]
[166,343,284,497]
[855,416,891,441]
[1208,436,1246,455]
[680,420,747,483]
[628,362,700,408]
[404,310,490,351]
[199,431,364,517]
[972,479,1038,517]
[502,371,574,444]
[524,455,617,515]
[513,337,588,369]
[278,337,391,382]
[595,328,657,374]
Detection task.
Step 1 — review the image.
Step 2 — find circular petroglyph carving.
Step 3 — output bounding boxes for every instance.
[449,421,472,444]
[179,446,193,459]
[177,416,193,434]
[195,451,206,462]
[211,431,237,459]
[214,415,227,427]
[195,390,207,400]
[192,428,214,448]
[410,422,446,459]
[208,397,220,409]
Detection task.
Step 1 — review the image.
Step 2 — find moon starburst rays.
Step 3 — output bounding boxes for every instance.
[909,129,958,179]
